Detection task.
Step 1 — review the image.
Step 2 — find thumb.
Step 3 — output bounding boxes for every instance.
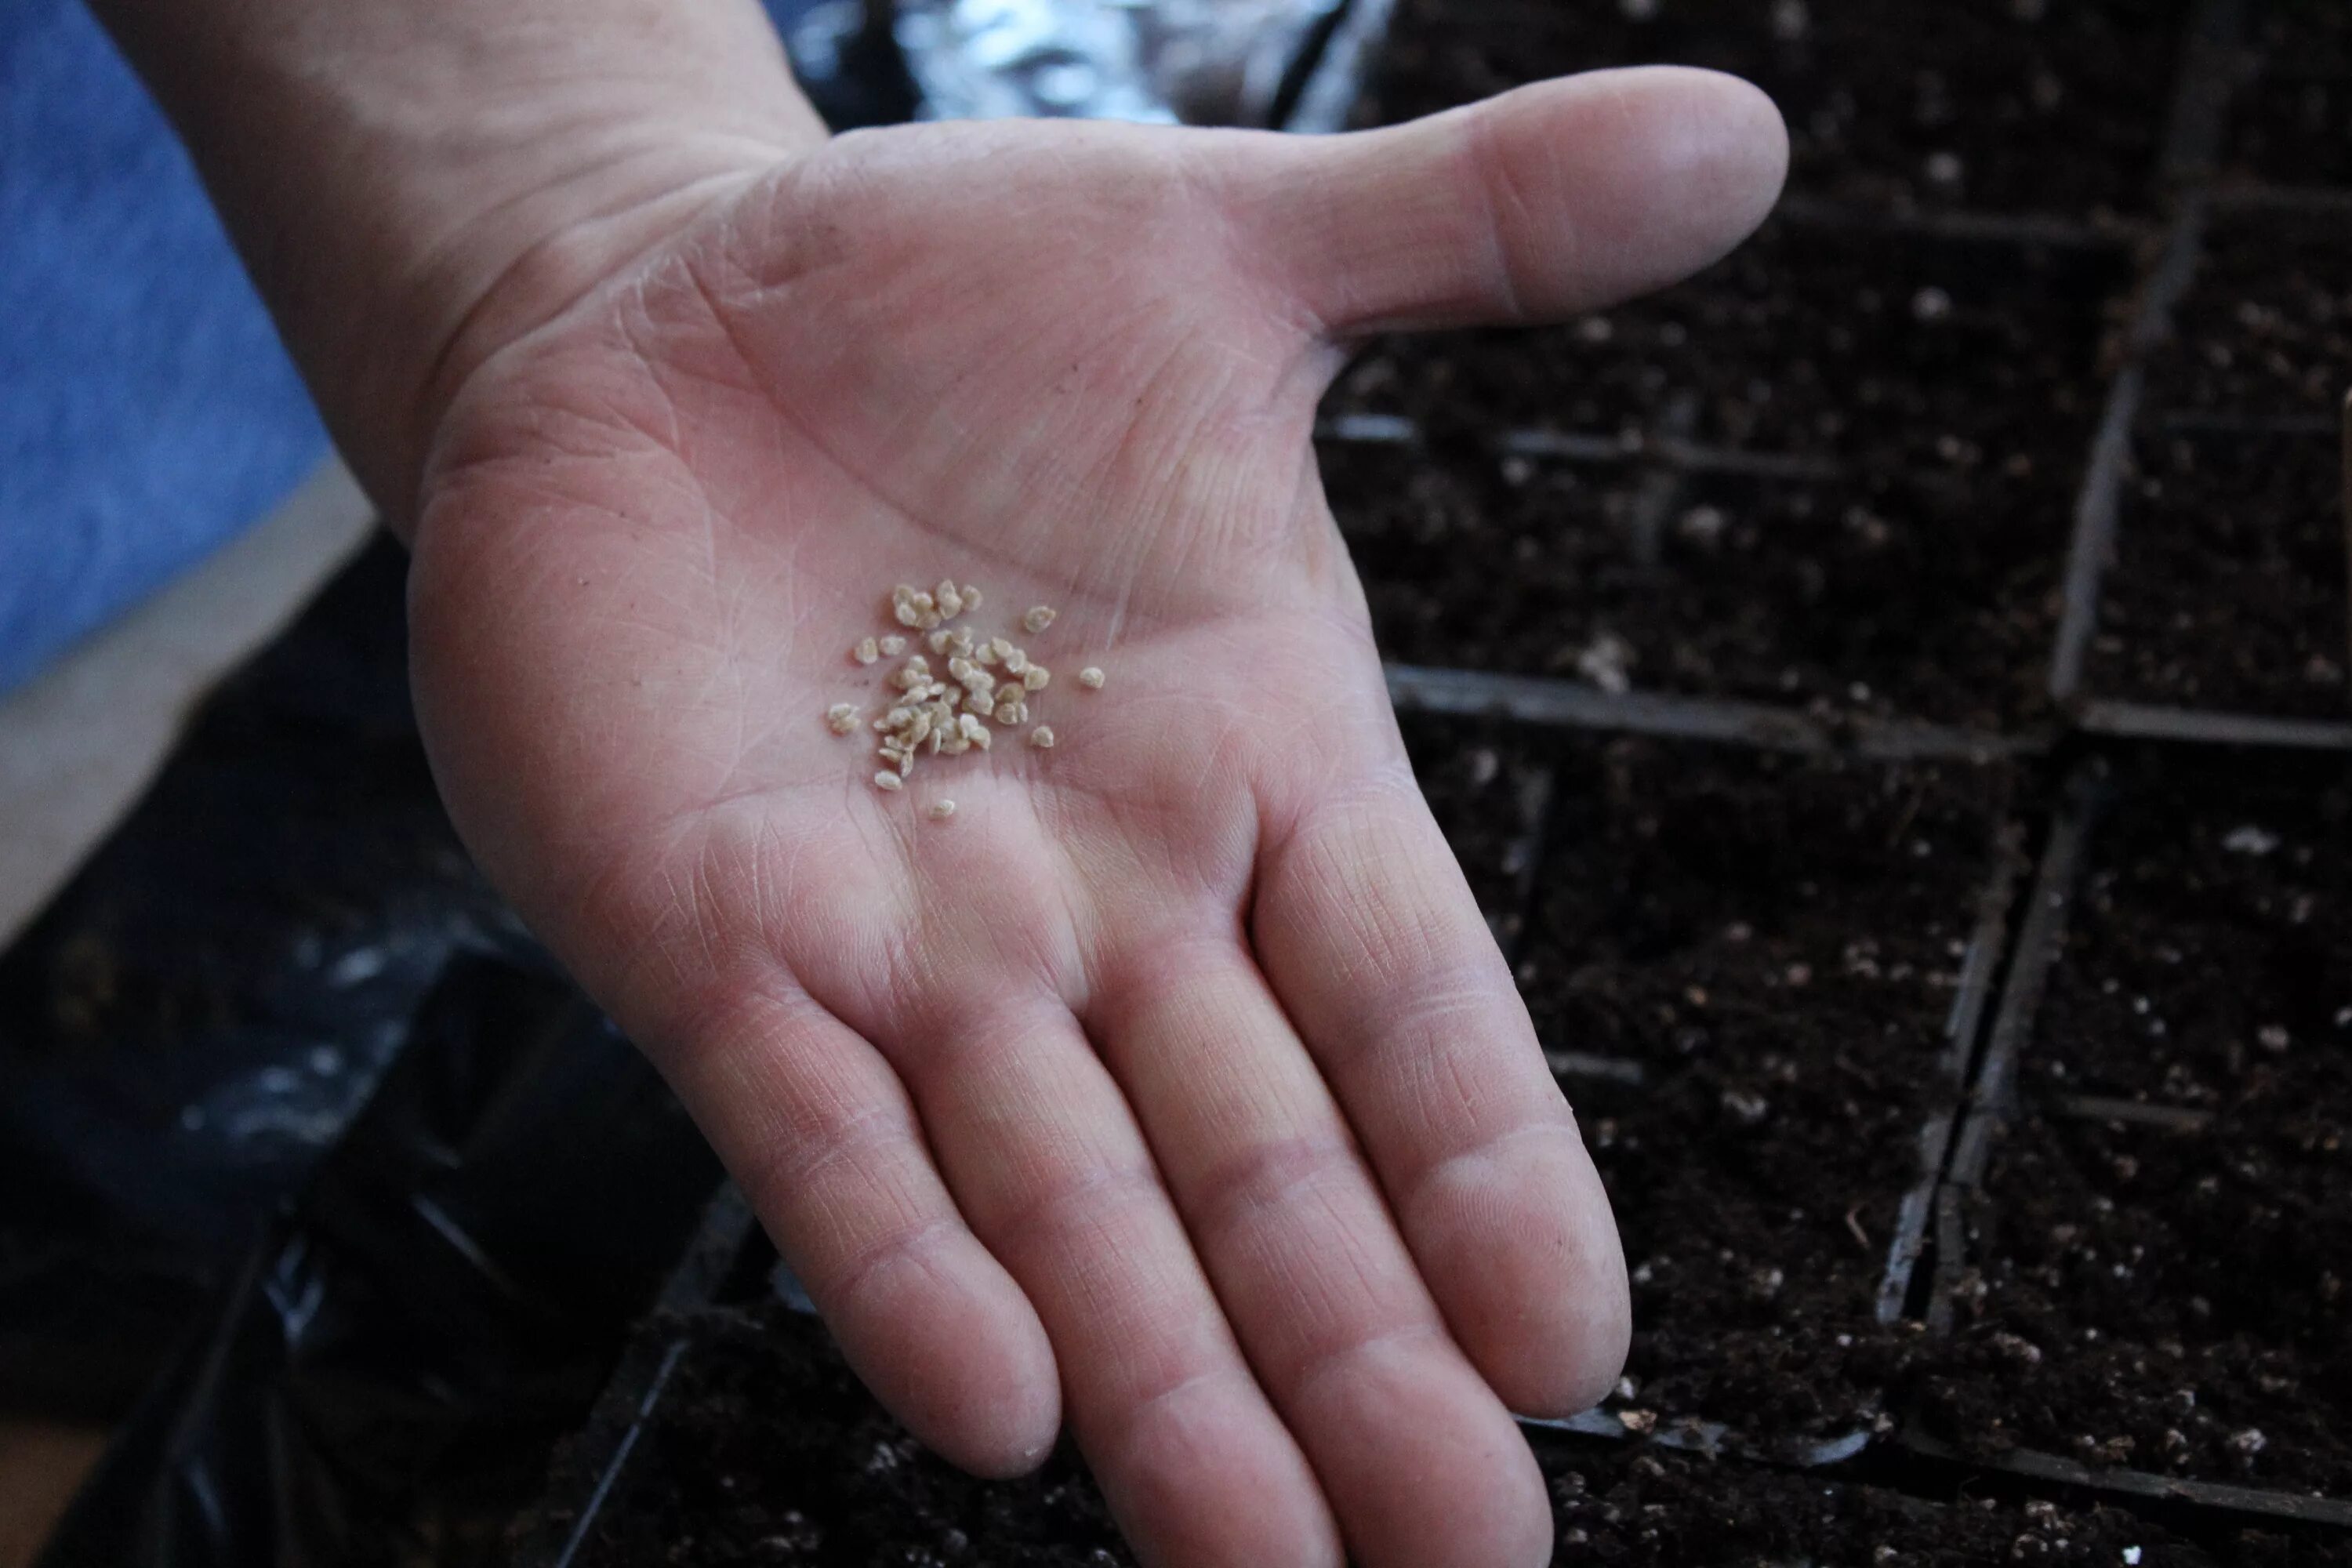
[1230,66,1788,339]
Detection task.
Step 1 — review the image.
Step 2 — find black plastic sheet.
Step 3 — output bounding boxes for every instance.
[0,539,525,1418]
[36,955,720,1568]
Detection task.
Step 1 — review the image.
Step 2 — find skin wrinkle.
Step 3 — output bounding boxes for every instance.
[1461,110,1537,325]
[1288,1319,1453,1411]
[1250,1225,1437,1393]
[1401,1121,1582,1225]
[815,1210,968,1316]
[1187,1137,1384,1279]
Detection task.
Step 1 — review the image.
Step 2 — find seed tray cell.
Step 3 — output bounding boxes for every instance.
[1323,437,2067,730]
[1918,757,2352,1519]
[2082,426,2350,726]
[1512,735,2017,1447]
[1359,0,2189,217]
[1323,219,2125,477]
[2146,209,2352,424]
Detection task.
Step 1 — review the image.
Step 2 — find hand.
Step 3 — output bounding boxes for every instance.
[407,70,1783,1567]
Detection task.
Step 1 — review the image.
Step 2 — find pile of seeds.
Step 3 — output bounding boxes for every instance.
[829,581,1100,815]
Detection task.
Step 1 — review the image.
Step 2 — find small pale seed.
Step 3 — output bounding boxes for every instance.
[935,580,963,619]
[925,630,953,655]
[880,635,908,657]
[961,585,982,611]
[1004,648,1030,675]
[1023,606,1057,634]
[929,800,957,822]
[1022,666,1050,691]
[1078,666,1105,690]
[1029,725,1056,749]
[874,770,905,792]
[854,638,880,666]
[827,704,860,735]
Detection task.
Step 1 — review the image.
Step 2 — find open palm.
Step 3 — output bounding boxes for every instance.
[406,71,1783,1568]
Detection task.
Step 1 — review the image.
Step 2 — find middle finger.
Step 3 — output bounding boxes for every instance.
[1087,931,1552,1568]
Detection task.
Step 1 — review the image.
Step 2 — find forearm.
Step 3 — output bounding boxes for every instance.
[91,0,828,523]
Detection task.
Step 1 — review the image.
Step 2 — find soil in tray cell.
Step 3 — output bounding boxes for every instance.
[1323,220,2124,479]
[1361,0,2187,217]
[562,1305,1128,1567]
[2085,428,2351,719]
[2229,2,2352,188]
[1403,717,1548,951]
[2029,757,2352,1107]
[2151,211,2352,423]
[1516,739,2012,1441]
[1537,1441,2299,1567]
[1918,758,2352,1499]
[1321,437,2067,729]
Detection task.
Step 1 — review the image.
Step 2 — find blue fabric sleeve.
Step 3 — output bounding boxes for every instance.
[0,0,834,698]
[0,1,329,695]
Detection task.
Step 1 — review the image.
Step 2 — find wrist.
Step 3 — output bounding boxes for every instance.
[93,0,826,524]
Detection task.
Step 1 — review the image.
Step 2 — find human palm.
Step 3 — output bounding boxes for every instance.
[407,71,1783,1568]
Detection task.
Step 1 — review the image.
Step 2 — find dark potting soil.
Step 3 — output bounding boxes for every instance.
[2150,212,2352,422]
[1360,0,2187,218]
[2085,429,2351,718]
[1321,436,2065,729]
[1401,717,1551,954]
[559,1305,2319,1566]
[1535,1441,2288,1567]
[1918,757,2352,1498]
[2227,2,2352,188]
[1513,739,2014,1442]
[2029,757,2352,1106]
[1323,219,2125,478]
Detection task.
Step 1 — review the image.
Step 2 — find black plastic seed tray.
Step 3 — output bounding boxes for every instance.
[1906,756,2352,1534]
[1312,198,2138,737]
